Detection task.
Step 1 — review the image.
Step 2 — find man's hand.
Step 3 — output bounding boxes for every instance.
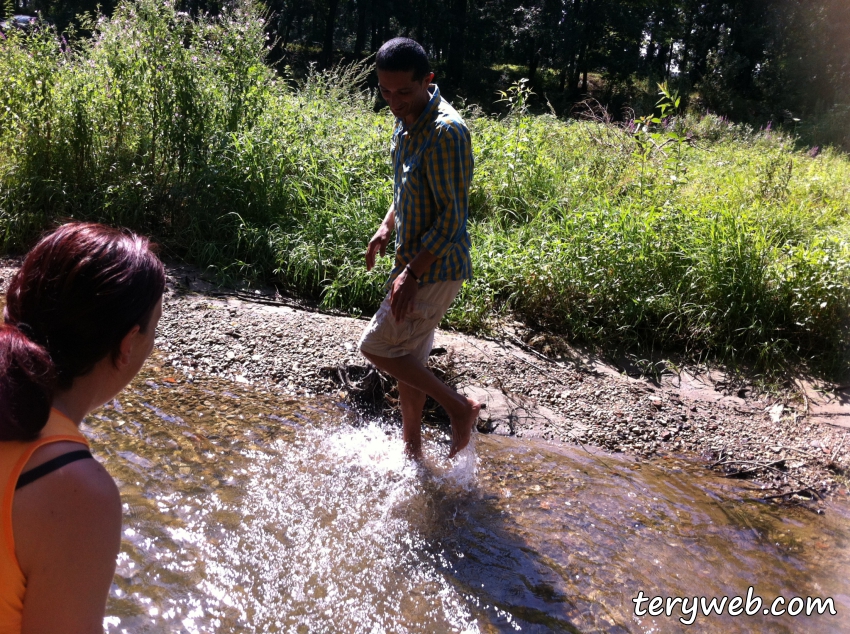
[365,224,392,271]
[389,267,418,322]
[366,206,395,271]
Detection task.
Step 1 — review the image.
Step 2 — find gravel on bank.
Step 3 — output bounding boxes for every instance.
[150,266,848,507]
[2,260,848,505]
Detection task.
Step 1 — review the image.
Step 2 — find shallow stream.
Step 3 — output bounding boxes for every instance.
[85,359,849,633]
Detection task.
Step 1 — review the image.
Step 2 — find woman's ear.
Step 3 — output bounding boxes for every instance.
[115,325,142,369]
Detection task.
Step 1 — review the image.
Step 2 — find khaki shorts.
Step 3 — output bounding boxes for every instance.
[359,279,464,364]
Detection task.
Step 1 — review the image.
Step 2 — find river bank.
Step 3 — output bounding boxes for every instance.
[1,260,847,504]
[157,264,850,506]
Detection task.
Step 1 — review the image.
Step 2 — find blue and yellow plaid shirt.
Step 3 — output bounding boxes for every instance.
[388,84,473,287]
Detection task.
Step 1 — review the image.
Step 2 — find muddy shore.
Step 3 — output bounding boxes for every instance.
[2,260,848,505]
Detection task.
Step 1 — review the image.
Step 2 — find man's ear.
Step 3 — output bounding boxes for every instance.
[424,71,435,85]
[115,325,141,369]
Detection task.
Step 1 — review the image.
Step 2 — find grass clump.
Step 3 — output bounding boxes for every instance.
[0,0,394,308]
[457,104,850,377]
[1,0,849,379]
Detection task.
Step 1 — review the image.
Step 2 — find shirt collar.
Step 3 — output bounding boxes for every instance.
[401,84,441,136]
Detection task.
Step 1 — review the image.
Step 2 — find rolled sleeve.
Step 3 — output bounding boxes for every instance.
[421,125,471,259]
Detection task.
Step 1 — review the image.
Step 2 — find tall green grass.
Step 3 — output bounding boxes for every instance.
[1,0,849,378]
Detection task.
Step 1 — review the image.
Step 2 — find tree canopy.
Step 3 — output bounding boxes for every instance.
[4,0,848,146]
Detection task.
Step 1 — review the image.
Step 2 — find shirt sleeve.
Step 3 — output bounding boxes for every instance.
[421,123,472,258]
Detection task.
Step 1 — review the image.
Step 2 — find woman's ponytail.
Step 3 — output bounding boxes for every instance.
[0,324,56,441]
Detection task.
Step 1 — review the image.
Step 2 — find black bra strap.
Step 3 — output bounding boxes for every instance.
[16,450,94,490]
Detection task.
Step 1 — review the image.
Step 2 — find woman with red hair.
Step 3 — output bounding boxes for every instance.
[0,223,165,633]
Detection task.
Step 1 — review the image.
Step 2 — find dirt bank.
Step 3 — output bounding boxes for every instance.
[2,260,848,505]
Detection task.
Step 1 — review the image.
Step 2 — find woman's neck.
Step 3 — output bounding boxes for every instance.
[51,359,119,425]
[51,391,93,426]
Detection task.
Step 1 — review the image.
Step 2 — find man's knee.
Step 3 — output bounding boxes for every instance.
[359,346,385,365]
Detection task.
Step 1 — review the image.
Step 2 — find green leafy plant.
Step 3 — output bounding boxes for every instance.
[494,78,537,220]
[631,82,693,198]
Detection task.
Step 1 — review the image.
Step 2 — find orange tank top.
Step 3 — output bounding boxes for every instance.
[0,409,89,633]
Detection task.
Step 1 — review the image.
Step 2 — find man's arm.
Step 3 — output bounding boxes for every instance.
[366,203,433,321]
[365,204,395,271]
[419,124,472,263]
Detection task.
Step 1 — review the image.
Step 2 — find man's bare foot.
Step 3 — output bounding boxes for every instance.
[448,398,481,458]
[404,445,424,462]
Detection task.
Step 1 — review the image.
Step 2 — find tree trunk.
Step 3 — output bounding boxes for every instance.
[373,3,390,53]
[645,34,656,72]
[447,0,467,84]
[322,0,341,67]
[294,10,303,43]
[528,38,539,83]
[354,0,367,56]
[571,0,590,94]
[381,14,390,48]
[573,41,587,94]
[277,10,294,49]
[559,0,579,93]
[679,36,691,91]
[570,52,581,95]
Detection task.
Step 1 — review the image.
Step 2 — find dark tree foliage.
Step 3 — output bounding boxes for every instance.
[7,0,848,144]
[5,0,117,29]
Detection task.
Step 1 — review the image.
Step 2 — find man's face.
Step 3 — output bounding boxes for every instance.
[377,69,434,126]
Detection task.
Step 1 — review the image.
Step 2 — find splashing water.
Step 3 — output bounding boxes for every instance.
[87,362,848,633]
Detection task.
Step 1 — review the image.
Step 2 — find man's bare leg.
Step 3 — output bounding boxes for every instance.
[397,381,427,460]
[362,351,481,457]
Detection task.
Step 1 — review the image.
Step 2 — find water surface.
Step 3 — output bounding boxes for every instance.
[86,359,848,633]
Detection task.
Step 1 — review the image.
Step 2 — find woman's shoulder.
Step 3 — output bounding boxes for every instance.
[12,446,122,630]
[15,441,120,520]
[13,444,121,576]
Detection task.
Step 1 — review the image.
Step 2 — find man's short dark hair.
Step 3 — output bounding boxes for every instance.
[376,38,430,81]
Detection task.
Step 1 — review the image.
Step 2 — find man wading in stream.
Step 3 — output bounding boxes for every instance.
[359,37,481,460]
